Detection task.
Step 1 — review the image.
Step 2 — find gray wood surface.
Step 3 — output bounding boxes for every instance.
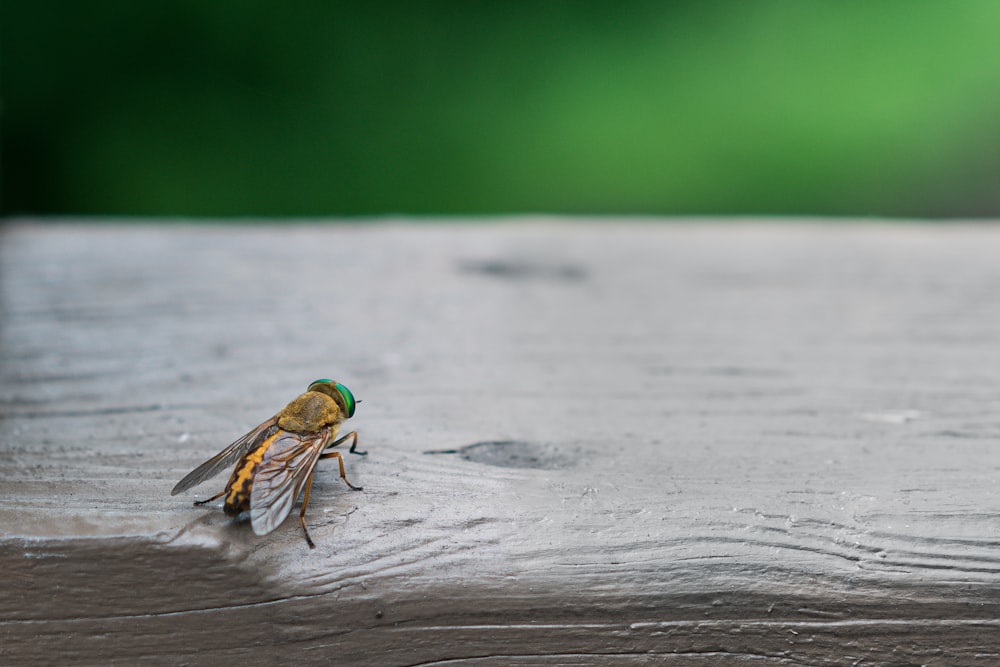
[2,220,999,666]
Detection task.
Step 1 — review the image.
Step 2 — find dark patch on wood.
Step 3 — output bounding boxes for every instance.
[426,440,573,469]
[458,259,587,282]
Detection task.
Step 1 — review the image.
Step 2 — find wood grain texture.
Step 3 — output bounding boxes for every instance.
[2,220,1000,665]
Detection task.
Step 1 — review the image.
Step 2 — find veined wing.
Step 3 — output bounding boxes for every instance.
[249,429,330,536]
[171,417,279,495]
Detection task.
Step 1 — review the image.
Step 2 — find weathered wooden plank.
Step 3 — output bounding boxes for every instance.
[2,220,1000,665]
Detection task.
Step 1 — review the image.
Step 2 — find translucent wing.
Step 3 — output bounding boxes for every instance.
[170,417,279,495]
[249,429,330,536]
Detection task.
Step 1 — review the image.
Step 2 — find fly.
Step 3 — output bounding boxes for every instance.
[171,379,365,548]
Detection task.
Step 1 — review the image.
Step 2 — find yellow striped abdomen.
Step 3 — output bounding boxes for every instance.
[223,433,278,516]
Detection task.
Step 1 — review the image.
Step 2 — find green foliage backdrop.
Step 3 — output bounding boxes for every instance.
[4,1,1000,217]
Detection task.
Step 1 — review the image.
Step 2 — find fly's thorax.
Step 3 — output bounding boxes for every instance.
[276,390,343,434]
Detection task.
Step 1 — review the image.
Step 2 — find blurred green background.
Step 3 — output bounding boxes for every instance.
[4,1,1000,218]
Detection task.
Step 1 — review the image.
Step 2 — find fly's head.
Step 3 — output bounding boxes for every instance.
[307,379,358,418]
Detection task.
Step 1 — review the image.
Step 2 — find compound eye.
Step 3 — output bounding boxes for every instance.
[334,383,357,418]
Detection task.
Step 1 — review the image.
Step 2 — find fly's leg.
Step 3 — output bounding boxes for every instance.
[325,430,366,456]
[193,489,226,507]
[319,449,363,491]
[300,446,361,549]
[298,437,363,548]
[299,470,318,549]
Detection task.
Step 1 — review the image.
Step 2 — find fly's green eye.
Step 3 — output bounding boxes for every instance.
[307,379,333,391]
[334,383,357,418]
